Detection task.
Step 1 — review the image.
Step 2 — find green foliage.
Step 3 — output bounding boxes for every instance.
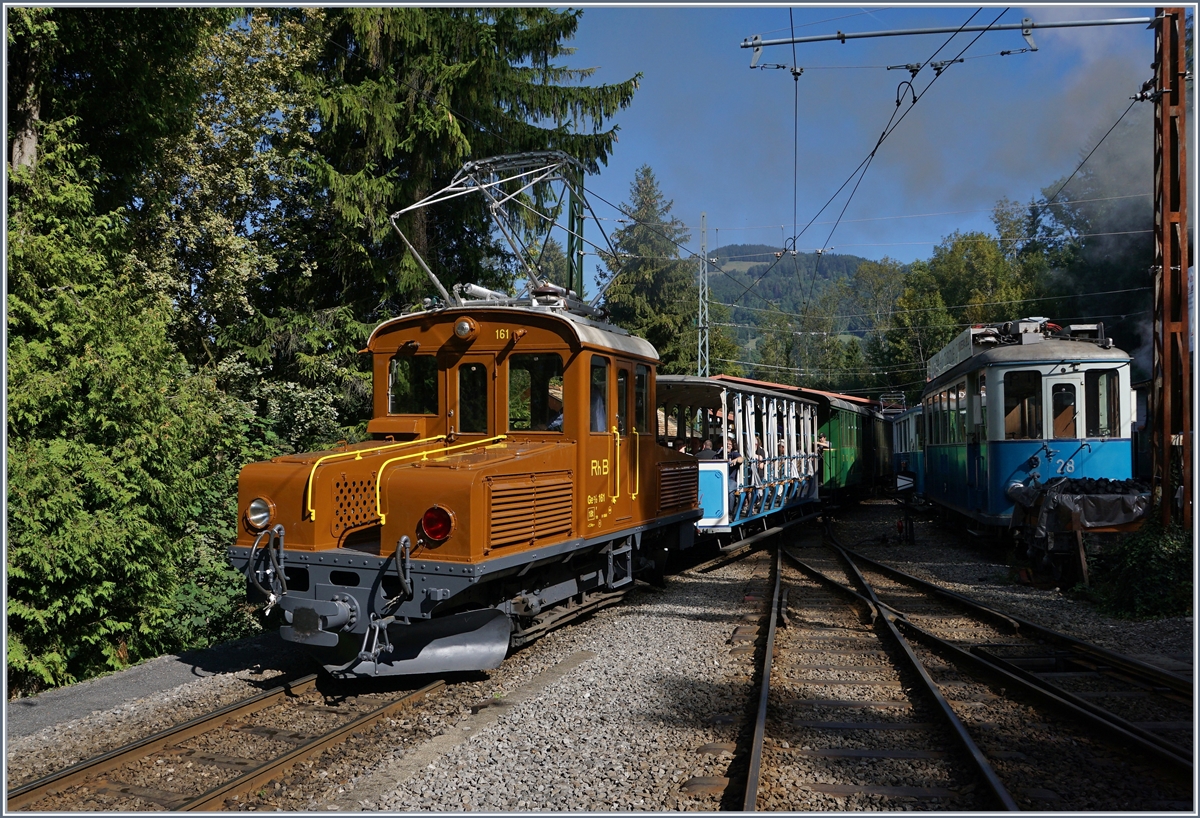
[599,165,739,375]
[754,309,798,385]
[6,106,263,697]
[597,165,693,371]
[1088,514,1193,619]
[883,261,958,404]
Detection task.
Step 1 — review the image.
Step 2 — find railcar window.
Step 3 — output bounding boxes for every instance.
[508,353,564,432]
[1085,369,1121,437]
[948,389,958,443]
[979,373,987,437]
[1052,383,1078,439]
[635,365,649,433]
[956,385,967,442]
[389,354,438,415]
[940,390,950,444]
[459,363,488,433]
[590,356,609,433]
[1004,371,1043,439]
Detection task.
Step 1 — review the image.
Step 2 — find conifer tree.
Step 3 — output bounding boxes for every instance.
[597,165,741,375]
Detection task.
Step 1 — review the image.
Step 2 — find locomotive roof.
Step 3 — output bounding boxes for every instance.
[657,375,818,409]
[924,337,1131,395]
[367,303,659,360]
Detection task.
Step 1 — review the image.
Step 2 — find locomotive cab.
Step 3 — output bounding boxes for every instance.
[228,303,700,678]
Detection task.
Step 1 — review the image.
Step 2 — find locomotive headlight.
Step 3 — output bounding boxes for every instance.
[453,317,478,341]
[247,497,274,530]
[420,505,455,542]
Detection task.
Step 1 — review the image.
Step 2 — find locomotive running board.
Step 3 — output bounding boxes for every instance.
[325,609,512,678]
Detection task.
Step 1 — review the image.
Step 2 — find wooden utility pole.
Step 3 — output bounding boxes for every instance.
[1151,7,1192,529]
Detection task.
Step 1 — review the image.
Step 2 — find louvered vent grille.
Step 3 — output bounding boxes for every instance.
[331,475,378,538]
[658,463,698,513]
[488,471,573,549]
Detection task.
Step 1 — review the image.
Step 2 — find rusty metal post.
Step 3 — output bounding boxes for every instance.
[1151,7,1192,529]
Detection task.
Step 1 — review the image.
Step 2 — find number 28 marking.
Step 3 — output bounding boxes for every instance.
[1055,458,1075,474]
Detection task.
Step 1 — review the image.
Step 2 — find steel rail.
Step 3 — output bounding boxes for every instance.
[968,643,1193,765]
[840,545,1193,697]
[795,538,1192,772]
[6,674,321,811]
[894,618,1193,775]
[828,541,1020,811]
[741,547,782,811]
[180,680,443,810]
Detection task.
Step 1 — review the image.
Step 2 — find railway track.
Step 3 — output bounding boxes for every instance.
[6,675,441,811]
[739,546,1010,810]
[762,532,1193,810]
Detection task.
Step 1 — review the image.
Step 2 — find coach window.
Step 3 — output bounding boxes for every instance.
[1085,369,1121,437]
[508,353,564,432]
[458,363,488,433]
[1052,383,1077,439]
[390,354,438,415]
[1004,371,1043,439]
[635,365,650,434]
[590,355,609,433]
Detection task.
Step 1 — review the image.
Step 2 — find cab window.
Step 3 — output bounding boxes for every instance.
[459,363,488,433]
[1004,371,1043,439]
[1085,369,1121,437]
[616,369,629,435]
[590,356,609,433]
[390,354,438,415]
[634,365,649,434]
[508,353,564,432]
[1052,383,1077,439]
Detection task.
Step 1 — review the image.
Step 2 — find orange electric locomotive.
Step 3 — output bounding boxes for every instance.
[227,154,701,677]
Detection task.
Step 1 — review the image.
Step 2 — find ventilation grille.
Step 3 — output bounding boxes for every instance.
[658,463,698,513]
[488,471,573,549]
[331,475,378,538]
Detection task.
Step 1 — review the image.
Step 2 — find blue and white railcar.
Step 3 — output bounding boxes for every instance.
[656,376,820,537]
[921,320,1134,526]
[891,405,925,495]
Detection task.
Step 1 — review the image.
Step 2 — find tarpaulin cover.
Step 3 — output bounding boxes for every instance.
[1010,477,1150,539]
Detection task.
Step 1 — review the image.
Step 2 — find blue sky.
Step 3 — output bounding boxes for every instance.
[558,4,1161,287]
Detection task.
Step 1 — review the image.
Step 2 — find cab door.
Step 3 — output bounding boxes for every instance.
[1046,372,1086,475]
[584,354,616,535]
[612,363,634,523]
[448,355,492,440]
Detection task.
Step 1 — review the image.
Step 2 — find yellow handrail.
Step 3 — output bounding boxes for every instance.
[611,426,621,502]
[630,427,640,500]
[376,435,508,524]
[306,435,445,522]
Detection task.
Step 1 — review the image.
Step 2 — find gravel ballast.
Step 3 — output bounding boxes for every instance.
[6,499,1192,811]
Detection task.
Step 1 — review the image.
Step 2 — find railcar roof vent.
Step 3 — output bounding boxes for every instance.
[1065,323,1103,339]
